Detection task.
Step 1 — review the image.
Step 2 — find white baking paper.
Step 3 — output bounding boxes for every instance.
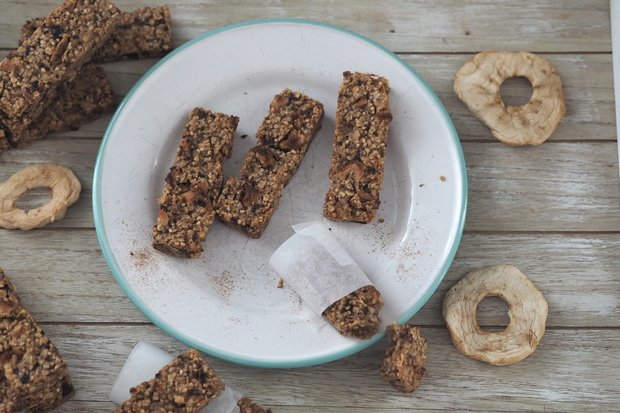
[109,340,242,413]
[269,221,372,315]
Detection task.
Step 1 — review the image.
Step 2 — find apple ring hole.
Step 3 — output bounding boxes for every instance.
[499,76,533,107]
[14,187,53,211]
[476,295,511,333]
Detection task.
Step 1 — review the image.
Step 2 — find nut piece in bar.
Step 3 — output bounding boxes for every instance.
[0,0,121,140]
[0,268,75,413]
[21,6,173,64]
[237,397,274,413]
[114,349,225,413]
[216,89,324,238]
[323,71,393,223]
[322,285,384,340]
[153,108,239,258]
[380,323,428,394]
[6,62,116,150]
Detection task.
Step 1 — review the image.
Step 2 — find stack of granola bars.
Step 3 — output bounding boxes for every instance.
[0,0,173,154]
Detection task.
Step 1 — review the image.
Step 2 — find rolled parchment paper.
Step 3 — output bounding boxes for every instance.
[109,340,242,413]
[269,221,373,315]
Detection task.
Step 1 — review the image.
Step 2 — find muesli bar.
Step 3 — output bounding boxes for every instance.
[153,108,238,258]
[322,285,384,340]
[11,62,115,148]
[215,147,302,238]
[0,130,9,154]
[114,349,225,413]
[215,89,324,238]
[0,268,74,412]
[21,6,173,64]
[323,71,393,223]
[1,315,68,396]
[0,0,120,138]
[380,323,428,393]
[22,373,75,413]
[237,397,274,413]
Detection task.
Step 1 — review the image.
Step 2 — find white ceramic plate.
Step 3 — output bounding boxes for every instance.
[93,19,467,368]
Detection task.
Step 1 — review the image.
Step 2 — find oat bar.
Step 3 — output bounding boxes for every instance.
[321,285,384,340]
[114,349,225,413]
[7,62,115,150]
[0,268,74,413]
[215,89,324,238]
[215,147,302,238]
[21,6,173,64]
[237,397,274,413]
[0,0,120,139]
[0,130,9,154]
[323,71,393,223]
[153,108,238,258]
[380,323,428,393]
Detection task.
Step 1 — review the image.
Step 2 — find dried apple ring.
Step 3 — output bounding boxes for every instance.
[454,51,565,145]
[443,264,548,366]
[0,163,81,230]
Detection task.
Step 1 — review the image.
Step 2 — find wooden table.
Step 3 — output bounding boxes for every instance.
[1,1,618,411]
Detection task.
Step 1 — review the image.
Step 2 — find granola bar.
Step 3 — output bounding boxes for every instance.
[0,268,74,413]
[0,0,120,139]
[322,285,384,340]
[237,397,274,413]
[323,71,393,223]
[380,323,428,393]
[215,89,324,238]
[21,6,173,64]
[114,349,225,413]
[23,374,75,413]
[153,108,238,258]
[0,130,9,154]
[7,62,115,149]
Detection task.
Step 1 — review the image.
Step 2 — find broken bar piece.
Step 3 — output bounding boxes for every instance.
[322,285,384,340]
[153,108,239,258]
[20,6,173,64]
[323,71,393,223]
[0,0,120,141]
[380,323,428,394]
[238,397,274,413]
[114,349,225,413]
[215,89,324,238]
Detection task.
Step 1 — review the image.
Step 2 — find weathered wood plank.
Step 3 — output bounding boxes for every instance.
[0,0,611,53]
[403,54,616,143]
[0,51,613,143]
[1,230,619,327]
[463,142,620,232]
[42,324,620,412]
[2,140,619,231]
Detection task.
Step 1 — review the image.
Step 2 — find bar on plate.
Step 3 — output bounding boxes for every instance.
[322,285,384,340]
[323,71,393,223]
[215,88,324,238]
[152,108,238,258]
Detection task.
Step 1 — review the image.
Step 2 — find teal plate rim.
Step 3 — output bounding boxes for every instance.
[92,18,468,368]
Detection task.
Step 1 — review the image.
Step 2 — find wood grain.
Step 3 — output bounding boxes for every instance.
[0,0,616,411]
[40,324,620,412]
[0,0,612,53]
[1,231,618,327]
